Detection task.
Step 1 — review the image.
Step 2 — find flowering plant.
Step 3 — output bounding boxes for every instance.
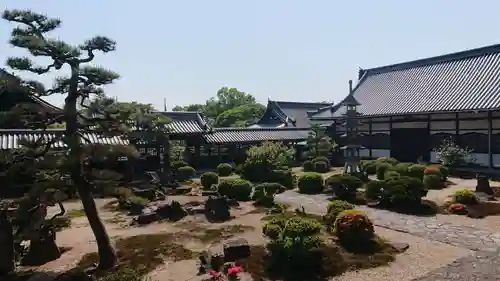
[334,210,374,244]
[448,203,468,215]
[209,262,243,281]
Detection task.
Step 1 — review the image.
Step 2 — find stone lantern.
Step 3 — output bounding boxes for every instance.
[339,80,364,176]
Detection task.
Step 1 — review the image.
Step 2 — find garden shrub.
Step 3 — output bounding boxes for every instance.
[231,179,253,201]
[253,182,285,207]
[376,163,392,180]
[242,141,295,182]
[382,176,427,207]
[391,163,412,176]
[324,200,354,229]
[216,163,233,177]
[302,160,314,172]
[326,174,363,200]
[407,164,426,179]
[334,209,375,247]
[262,217,323,278]
[235,164,243,175]
[448,203,468,215]
[313,161,329,173]
[312,156,331,168]
[176,165,196,181]
[297,172,324,194]
[376,157,399,165]
[361,160,377,175]
[423,174,444,190]
[384,170,401,180]
[269,169,294,188]
[217,179,234,197]
[364,180,388,201]
[453,189,479,205]
[171,160,188,171]
[200,172,219,190]
[424,166,443,179]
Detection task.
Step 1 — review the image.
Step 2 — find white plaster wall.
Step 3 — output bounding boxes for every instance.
[359,149,370,157]
[371,149,390,158]
[372,123,390,131]
[430,121,455,130]
[459,120,488,130]
[392,122,428,129]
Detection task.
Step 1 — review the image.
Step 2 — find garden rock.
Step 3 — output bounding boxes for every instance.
[156,201,187,221]
[132,188,156,200]
[55,269,94,281]
[201,190,219,196]
[205,196,231,221]
[129,202,145,216]
[22,227,61,266]
[136,212,159,225]
[388,241,410,252]
[476,174,493,195]
[185,205,205,215]
[223,238,250,261]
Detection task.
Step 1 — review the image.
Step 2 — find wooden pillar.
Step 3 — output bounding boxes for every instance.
[368,118,372,158]
[388,116,393,157]
[488,111,493,168]
[427,114,431,162]
[455,112,460,144]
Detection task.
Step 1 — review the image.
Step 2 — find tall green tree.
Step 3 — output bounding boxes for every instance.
[2,9,133,269]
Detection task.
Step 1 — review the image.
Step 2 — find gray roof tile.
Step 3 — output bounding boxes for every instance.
[204,127,311,144]
[159,111,210,134]
[327,44,500,118]
[0,129,128,150]
[256,100,330,127]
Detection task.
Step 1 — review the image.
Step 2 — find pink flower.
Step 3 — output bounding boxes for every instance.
[227,266,243,275]
[210,269,219,277]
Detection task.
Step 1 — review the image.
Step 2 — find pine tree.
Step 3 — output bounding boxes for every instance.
[2,9,132,269]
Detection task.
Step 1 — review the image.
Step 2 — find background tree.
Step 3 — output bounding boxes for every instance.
[306,125,335,158]
[2,9,135,269]
[172,87,265,127]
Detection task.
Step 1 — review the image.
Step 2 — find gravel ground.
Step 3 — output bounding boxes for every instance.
[331,227,473,281]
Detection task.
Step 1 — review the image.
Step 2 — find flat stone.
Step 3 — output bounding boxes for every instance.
[388,242,409,252]
[223,238,250,261]
[136,212,158,225]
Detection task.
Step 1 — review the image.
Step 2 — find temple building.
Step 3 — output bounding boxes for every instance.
[309,44,500,168]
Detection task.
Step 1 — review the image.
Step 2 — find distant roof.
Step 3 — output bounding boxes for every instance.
[159,111,211,134]
[0,128,128,150]
[255,100,331,127]
[0,69,61,113]
[204,127,311,144]
[323,44,500,118]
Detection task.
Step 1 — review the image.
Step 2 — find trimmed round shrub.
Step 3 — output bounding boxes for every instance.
[325,200,354,229]
[176,166,195,181]
[384,170,401,180]
[361,160,377,175]
[231,179,253,201]
[375,157,399,166]
[382,176,427,207]
[171,160,188,171]
[217,179,234,197]
[326,174,363,200]
[334,209,375,246]
[312,156,331,168]
[216,163,233,176]
[313,161,329,173]
[424,166,443,179]
[302,160,314,172]
[297,172,324,194]
[423,174,444,190]
[269,169,294,188]
[448,203,468,215]
[453,189,479,205]
[200,172,219,190]
[376,163,392,180]
[408,164,426,180]
[253,182,285,206]
[391,163,412,176]
[364,180,387,200]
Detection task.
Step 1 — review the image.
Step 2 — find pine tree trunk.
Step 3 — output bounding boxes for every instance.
[64,67,117,270]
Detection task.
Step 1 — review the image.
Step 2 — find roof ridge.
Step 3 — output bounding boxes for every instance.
[363,43,500,76]
[213,127,310,132]
[273,100,331,106]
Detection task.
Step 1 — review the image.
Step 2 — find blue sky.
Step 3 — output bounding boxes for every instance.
[1,1,499,110]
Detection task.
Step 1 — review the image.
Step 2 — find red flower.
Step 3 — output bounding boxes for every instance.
[210,269,219,277]
[454,205,465,211]
[227,266,243,275]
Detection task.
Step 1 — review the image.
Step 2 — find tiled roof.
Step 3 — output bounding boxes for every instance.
[0,69,61,113]
[255,100,330,127]
[159,111,210,134]
[203,127,311,144]
[328,44,500,118]
[0,129,128,150]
